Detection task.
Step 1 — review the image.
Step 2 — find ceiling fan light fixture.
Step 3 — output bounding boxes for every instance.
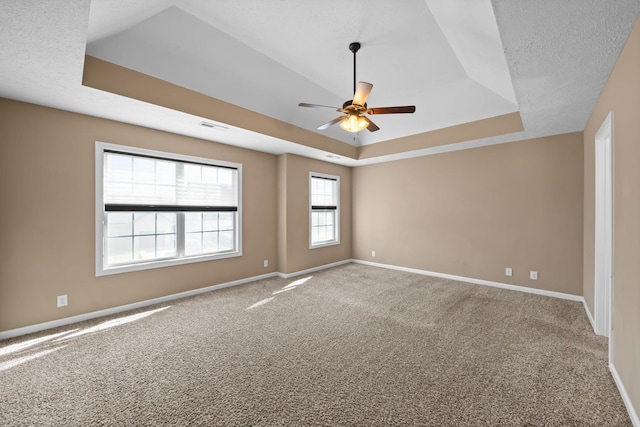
[339,114,368,133]
[299,42,414,134]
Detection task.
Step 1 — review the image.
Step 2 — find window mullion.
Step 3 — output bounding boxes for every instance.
[102,212,108,267]
[176,162,185,258]
[177,212,185,257]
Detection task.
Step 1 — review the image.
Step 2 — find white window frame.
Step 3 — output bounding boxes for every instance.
[309,172,340,249]
[95,141,242,276]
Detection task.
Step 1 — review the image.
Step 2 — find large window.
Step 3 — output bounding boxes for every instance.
[96,142,241,275]
[309,173,339,248]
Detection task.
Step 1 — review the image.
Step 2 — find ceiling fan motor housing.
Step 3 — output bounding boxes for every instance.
[343,100,367,110]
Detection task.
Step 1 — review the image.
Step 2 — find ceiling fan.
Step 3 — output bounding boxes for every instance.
[299,42,416,133]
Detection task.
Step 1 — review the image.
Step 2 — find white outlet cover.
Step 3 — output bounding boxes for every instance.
[57,295,68,307]
[505,268,513,277]
[530,271,538,280]
[372,251,376,257]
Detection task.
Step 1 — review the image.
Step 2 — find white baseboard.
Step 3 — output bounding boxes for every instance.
[610,363,640,427]
[277,259,352,279]
[582,298,596,332]
[352,259,584,302]
[0,272,279,340]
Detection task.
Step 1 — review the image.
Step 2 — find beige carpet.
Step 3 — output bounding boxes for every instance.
[0,263,631,426]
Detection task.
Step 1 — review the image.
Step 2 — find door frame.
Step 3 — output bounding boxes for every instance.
[594,112,613,358]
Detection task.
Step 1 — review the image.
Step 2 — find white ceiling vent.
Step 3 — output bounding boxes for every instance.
[199,121,229,131]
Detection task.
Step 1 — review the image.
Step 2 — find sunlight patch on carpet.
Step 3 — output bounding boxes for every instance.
[54,306,170,341]
[0,345,68,372]
[0,329,78,357]
[247,297,275,310]
[283,276,313,290]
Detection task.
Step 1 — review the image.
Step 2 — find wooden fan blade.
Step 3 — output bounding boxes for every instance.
[352,82,373,106]
[363,116,380,132]
[299,102,341,111]
[366,106,416,115]
[318,116,346,130]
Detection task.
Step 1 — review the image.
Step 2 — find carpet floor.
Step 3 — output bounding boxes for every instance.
[0,263,631,426]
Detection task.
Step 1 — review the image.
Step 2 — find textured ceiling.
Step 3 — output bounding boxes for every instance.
[1,0,639,166]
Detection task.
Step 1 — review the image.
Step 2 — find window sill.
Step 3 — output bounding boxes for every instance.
[96,250,242,276]
[309,241,340,250]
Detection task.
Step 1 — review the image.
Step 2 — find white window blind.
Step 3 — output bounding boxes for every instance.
[311,176,337,208]
[104,151,238,210]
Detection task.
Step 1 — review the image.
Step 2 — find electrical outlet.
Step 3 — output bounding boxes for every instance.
[530,271,538,280]
[372,250,376,257]
[57,295,68,307]
[263,260,268,268]
[505,267,513,277]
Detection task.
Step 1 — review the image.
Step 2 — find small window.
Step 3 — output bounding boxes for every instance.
[309,173,339,248]
[96,142,242,276]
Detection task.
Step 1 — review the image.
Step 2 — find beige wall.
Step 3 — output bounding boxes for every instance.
[353,133,584,295]
[583,13,640,417]
[277,154,352,274]
[0,99,278,331]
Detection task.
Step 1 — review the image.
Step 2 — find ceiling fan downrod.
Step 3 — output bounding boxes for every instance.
[349,42,361,96]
